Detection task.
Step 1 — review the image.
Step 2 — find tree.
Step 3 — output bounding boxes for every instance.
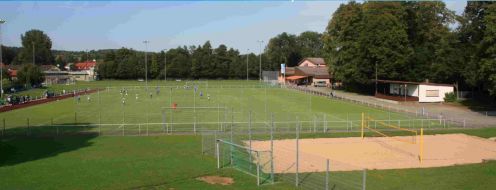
[16,64,45,87]
[16,29,54,65]
[458,1,496,99]
[297,31,323,58]
[266,32,300,68]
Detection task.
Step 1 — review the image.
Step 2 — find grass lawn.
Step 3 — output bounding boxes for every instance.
[1,128,496,190]
[1,80,494,189]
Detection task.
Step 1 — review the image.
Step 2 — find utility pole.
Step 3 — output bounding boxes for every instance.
[246,49,249,81]
[0,19,5,98]
[257,40,264,81]
[143,40,149,91]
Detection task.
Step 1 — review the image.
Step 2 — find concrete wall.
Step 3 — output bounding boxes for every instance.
[418,84,454,102]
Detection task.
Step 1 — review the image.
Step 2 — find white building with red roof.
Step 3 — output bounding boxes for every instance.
[70,60,97,81]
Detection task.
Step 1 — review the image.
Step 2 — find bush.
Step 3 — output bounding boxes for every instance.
[444,92,457,102]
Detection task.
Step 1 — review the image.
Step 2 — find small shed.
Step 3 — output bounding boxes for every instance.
[375,80,454,103]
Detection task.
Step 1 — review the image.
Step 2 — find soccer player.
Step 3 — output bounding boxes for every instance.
[207,94,210,101]
[87,95,91,102]
[135,93,139,100]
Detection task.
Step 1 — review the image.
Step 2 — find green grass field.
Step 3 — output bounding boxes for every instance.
[1,80,495,189]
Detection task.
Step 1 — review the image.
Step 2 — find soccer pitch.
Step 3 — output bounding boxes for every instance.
[0,80,445,136]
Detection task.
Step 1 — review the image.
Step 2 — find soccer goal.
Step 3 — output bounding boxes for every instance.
[361,113,424,163]
[215,139,274,185]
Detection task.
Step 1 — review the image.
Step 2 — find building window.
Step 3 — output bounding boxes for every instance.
[426,90,439,97]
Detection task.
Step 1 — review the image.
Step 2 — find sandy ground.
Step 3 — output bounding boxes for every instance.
[249,134,496,172]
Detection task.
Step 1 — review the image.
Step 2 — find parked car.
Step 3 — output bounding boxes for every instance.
[314,81,327,87]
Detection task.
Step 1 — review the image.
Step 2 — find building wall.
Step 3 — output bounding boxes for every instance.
[418,85,454,102]
[312,78,330,86]
[299,60,317,67]
[389,84,419,97]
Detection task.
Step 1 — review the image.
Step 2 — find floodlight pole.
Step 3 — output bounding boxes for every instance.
[0,19,5,98]
[163,49,167,82]
[143,40,149,91]
[246,49,249,81]
[375,61,378,95]
[32,42,35,65]
[257,40,264,81]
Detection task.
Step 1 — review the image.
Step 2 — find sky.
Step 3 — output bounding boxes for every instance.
[0,1,467,54]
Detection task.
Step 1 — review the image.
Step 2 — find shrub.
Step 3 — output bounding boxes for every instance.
[444,92,457,102]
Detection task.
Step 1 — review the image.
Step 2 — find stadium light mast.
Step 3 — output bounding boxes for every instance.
[162,49,167,82]
[32,42,35,65]
[0,19,5,98]
[143,40,150,91]
[246,49,249,81]
[257,40,264,81]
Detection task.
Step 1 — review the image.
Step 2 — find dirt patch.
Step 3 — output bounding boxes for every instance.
[196,176,234,185]
[489,137,496,141]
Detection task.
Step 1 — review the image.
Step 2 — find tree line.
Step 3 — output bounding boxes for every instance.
[1,1,495,100]
[323,1,496,100]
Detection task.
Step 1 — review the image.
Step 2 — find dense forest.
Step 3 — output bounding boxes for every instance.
[1,1,495,99]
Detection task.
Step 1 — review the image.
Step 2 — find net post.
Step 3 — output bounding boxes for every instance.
[420,128,424,164]
[361,112,364,139]
[326,159,330,190]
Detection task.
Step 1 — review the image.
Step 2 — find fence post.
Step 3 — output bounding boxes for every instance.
[74,112,77,124]
[139,124,141,136]
[216,140,220,169]
[326,159,330,190]
[270,113,275,184]
[296,118,300,187]
[26,117,31,136]
[249,111,253,171]
[256,151,261,186]
[98,112,102,135]
[362,169,367,190]
[2,118,5,137]
[122,124,125,136]
[463,119,466,128]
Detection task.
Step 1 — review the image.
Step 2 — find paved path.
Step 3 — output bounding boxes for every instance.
[303,86,496,128]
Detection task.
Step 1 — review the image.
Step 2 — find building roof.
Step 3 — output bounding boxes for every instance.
[297,57,327,67]
[286,75,307,80]
[40,65,60,72]
[376,79,454,87]
[9,70,17,77]
[296,66,331,79]
[74,61,97,70]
